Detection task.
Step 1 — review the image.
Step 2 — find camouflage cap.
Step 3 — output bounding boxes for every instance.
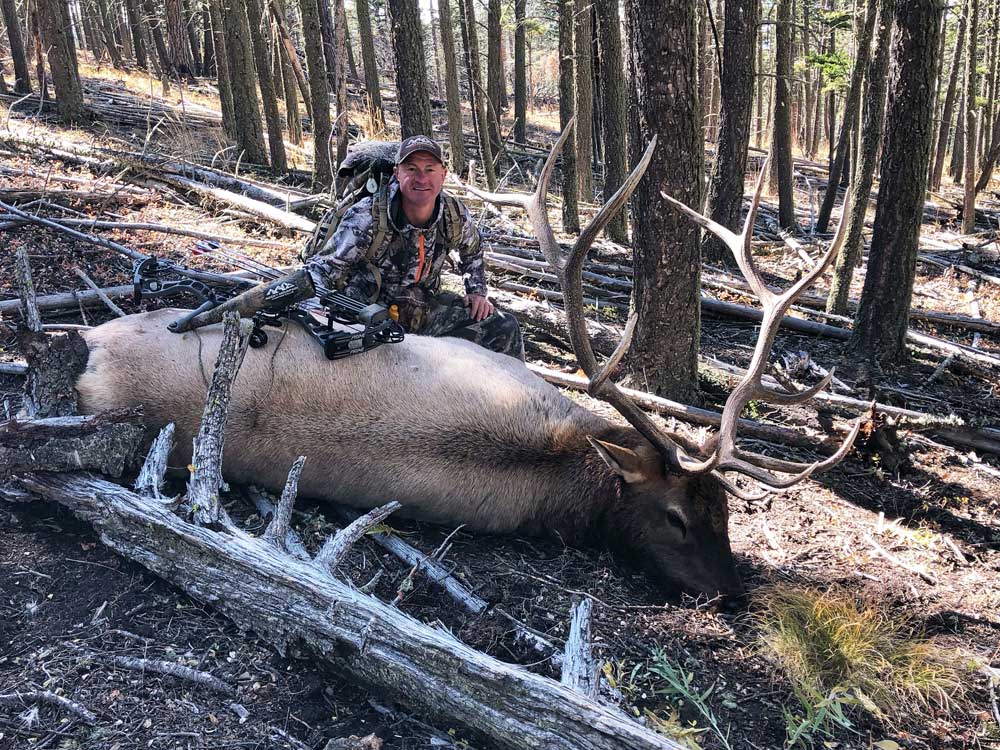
[396,135,444,165]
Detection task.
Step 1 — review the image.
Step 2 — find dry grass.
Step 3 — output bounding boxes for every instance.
[756,585,970,727]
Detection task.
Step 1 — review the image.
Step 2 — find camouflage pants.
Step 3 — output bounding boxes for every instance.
[419,291,524,361]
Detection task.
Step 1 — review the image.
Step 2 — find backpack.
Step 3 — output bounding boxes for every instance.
[301,141,464,302]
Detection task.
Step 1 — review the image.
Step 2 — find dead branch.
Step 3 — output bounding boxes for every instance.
[96,654,235,694]
[313,501,402,574]
[561,599,599,701]
[0,690,97,725]
[16,472,684,750]
[261,457,307,553]
[134,423,175,500]
[72,267,126,317]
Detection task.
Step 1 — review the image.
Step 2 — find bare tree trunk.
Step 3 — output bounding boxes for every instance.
[963,0,980,234]
[827,0,891,316]
[624,0,701,402]
[439,0,464,174]
[165,0,195,77]
[202,1,215,74]
[514,0,526,143]
[143,0,174,75]
[460,0,496,188]
[768,0,795,230]
[244,0,287,173]
[931,6,966,191]
[94,0,124,67]
[208,0,236,136]
[354,0,383,130]
[123,0,147,69]
[486,0,503,153]
[594,0,627,243]
[574,0,593,200]
[332,0,347,166]
[851,0,942,368]
[703,0,759,265]
[315,0,336,92]
[38,0,86,121]
[2,0,33,92]
[183,0,202,74]
[816,0,878,233]
[222,0,269,165]
[558,0,579,233]
[299,0,333,186]
[387,0,433,137]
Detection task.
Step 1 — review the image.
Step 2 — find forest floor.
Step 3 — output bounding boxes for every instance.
[1,67,999,750]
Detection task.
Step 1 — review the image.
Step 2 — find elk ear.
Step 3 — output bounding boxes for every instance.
[587,437,651,484]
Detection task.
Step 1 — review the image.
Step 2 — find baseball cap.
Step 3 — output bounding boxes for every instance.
[396,135,444,165]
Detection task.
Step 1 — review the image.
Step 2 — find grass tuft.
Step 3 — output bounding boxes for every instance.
[756,585,969,732]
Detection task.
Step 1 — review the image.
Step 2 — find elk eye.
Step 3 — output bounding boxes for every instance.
[664,510,687,538]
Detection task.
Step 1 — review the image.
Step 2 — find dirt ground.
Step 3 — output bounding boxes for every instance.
[2,75,1000,750]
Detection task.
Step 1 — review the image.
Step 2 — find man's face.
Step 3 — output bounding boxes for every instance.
[395,152,446,211]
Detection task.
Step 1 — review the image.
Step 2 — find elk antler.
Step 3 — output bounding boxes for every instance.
[471,120,707,473]
[659,163,865,490]
[472,123,862,491]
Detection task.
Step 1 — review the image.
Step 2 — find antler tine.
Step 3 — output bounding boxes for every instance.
[761,369,834,406]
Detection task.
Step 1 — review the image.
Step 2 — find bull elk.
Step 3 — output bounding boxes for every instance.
[75,124,859,598]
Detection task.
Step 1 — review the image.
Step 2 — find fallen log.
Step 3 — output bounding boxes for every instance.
[0,412,145,478]
[11,471,683,750]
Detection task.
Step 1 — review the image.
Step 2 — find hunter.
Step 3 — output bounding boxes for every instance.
[302,136,523,360]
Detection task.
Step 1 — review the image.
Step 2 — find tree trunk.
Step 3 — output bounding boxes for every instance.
[298,0,332,186]
[202,1,215,75]
[514,0,526,143]
[143,0,174,76]
[827,0,892,315]
[768,0,795,229]
[341,0,357,81]
[2,0,33,93]
[487,0,503,153]
[963,0,981,234]
[558,0,579,233]
[222,0,269,165]
[815,0,878,233]
[951,85,966,180]
[123,0,147,70]
[332,0,347,166]
[460,0,496,188]
[38,0,87,121]
[594,0,627,243]
[244,0,287,173]
[429,0,442,96]
[931,6,966,191]
[356,0,383,130]
[316,0,336,92]
[850,0,942,368]
[387,0,433,138]
[703,0,759,264]
[439,0,464,174]
[208,0,236,136]
[183,0,203,74]
[624,0,701,402]
[275,19,301,144]
[574,0,593,200]
[94,0,124,67]
[165,0,195,77]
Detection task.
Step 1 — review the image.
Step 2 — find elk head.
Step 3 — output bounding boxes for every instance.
[473,122,861,599]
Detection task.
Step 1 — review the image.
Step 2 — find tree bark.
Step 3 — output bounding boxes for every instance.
[123,0,147,70]
[332,0,348,165]
[315,0,336,92]
[202,1,215,74]
[931,6,966,191]
[595,0,627,243]
[183,0,203,74]
[558,0,579,233]
[38,0,87,121]
[244,0,288,173]
[816,0,878,233]
[438,0,464,174]
[703,0,759,264]
[624,0,701,402]
[574,0,593,200]
[460,0,495,188]
[486,0,503,154]
[94,0,124,67]
[850,0,942,368]
[963,0,980,234]
[387,0,433,138]
[1,0,32,93]
[143,0,175,77]
[514,0,526,143]
[768,0,795,230]
[208,0,236,136]
[356,0,383,129]
[299,0,333,186]
[827,0,892,316]
[222,0,268,165]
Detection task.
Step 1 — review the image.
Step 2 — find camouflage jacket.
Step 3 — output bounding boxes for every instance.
[305,180,488,305]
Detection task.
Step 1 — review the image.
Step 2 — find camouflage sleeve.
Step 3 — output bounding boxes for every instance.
[304,199,378,300]
[455,202,488,297]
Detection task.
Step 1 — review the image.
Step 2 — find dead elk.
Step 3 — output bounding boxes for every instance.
[74,125,859,599]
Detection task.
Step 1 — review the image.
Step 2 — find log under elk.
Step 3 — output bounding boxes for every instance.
[75,125,859,599]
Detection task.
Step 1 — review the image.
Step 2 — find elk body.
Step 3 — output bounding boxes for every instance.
[76,308,741,595]
[74,124,858,599]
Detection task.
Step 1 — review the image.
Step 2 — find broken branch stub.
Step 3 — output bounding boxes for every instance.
[186,313,253,528]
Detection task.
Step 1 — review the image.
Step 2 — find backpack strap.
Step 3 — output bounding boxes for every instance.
[441,192,464,252]
[362,179,392,302]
